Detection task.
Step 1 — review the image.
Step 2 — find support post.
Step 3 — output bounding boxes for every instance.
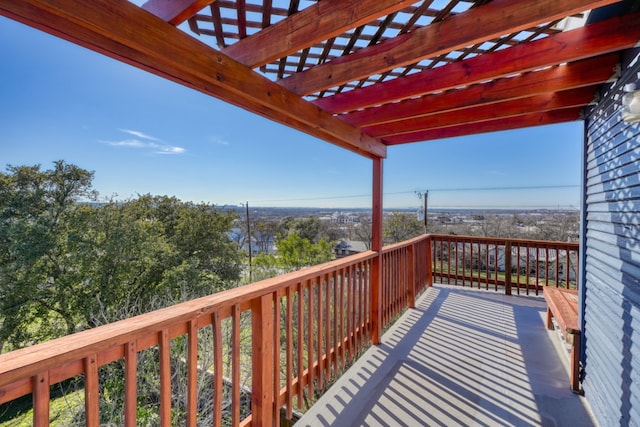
[371,157,383,345]
[408,244,416,308]
[426,235,433,287]
[505,241,512,296]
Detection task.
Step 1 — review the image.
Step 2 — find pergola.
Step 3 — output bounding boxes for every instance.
[2,2,640,425]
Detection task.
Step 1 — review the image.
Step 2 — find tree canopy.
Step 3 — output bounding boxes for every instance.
[0,161,241,351]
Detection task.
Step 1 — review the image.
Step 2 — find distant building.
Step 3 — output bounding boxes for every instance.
[334,239,369,258]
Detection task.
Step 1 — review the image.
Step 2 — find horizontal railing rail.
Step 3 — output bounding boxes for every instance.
[429,234,580,294]
[0,233,577,426]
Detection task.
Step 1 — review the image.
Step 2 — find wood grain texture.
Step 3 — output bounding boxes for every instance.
[0,0,386,158]
[315,12,640,114]
[222,0,418,68]
[279,0,619,95]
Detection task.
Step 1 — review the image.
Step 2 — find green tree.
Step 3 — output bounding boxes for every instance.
[0,161,97,346]
[384,211,423,244]
[252,233,334,280]
[0,162,241,350]
[287,217,342,244]
[277,233,334,270]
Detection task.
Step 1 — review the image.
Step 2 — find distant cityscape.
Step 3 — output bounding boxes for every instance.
[226,205,581,258]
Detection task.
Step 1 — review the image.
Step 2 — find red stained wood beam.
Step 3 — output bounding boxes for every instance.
[315,12,640,114]
[279,0,619,96]
[383,109,583,145]
[345,54,619,128]
[365,87,597,137]
[221,0,418,68]
[0,0,386,159]
[142,0,215,25]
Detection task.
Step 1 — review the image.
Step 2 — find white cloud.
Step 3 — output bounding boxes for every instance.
[105,139,147,148]
[210,135,230,145]
[119,128,161,141]
[102,129,185,155]
[155,144,186,155]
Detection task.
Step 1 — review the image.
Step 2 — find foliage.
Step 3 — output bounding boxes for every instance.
[0,161,241,351]
[0,386,84,427]
[384,211,423,244]
[351,214,372,250]
[276,233,334,270]
[253,233,334,280]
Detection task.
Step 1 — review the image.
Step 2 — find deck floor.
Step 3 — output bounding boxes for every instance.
[298,284,596,427]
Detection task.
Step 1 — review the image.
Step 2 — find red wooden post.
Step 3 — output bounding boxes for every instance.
[371,157,383,345]
[32,371,50,427]
[408,244,416,308]
[125,341,138,427]
[426,235,433,287]
[84,354,99,427]
[505,241,512,296]
[187,320,198,427]
[252,294,275,426]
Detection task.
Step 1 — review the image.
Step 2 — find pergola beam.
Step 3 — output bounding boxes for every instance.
[279,0,619,96]
[366,87,597,137]
[221,0,418,68]
[315,12,640,114]
[0,0,386,159]
[383,110,583,145]
[347,54,619,128]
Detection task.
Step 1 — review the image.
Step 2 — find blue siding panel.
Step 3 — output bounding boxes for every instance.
[583,47,640,427]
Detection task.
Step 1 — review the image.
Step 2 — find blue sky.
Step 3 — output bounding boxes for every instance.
[0,16,582,210]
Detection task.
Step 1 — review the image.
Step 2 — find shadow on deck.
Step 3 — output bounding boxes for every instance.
[298,284,596,426]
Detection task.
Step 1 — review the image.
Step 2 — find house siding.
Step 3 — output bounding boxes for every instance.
[582,47,640,426]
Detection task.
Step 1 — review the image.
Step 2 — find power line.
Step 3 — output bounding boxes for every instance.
[249,184,579,204]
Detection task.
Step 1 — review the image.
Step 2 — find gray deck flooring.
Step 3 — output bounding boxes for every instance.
[298,284,596,427]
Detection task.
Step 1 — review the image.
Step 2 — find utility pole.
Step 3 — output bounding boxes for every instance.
[416,190,428,233]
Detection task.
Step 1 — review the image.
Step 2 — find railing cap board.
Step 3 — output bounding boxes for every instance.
[428,233,579,249]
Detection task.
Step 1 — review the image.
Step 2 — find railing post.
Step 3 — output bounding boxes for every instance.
[408,244,416,308]
[505,241,512,296]
[251,294,275,426]
[371,157,383,345]
[426,235,433,287]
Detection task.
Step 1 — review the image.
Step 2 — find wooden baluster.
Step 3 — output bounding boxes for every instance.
[307,280,314,399]
[187,320,198,427]
[211,316,222,427]
[317,277,324,390]
[232,304,241,425]
[286,286,293,420]
[273,292,281,427]
[251,296,274,426]
[297,281,304,409]
[84,354,99,427]
[125,341,137,427]
[32,371,50,427]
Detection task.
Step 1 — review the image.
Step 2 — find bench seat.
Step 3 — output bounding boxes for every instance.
[543,287,581,393]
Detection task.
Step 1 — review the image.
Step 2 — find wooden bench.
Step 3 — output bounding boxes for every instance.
[543,287,581,393]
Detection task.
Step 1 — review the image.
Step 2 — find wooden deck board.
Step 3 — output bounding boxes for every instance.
[298,284,595,426]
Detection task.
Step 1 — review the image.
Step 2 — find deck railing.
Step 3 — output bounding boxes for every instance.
[430,234,580,294]
[0,234,577,426]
